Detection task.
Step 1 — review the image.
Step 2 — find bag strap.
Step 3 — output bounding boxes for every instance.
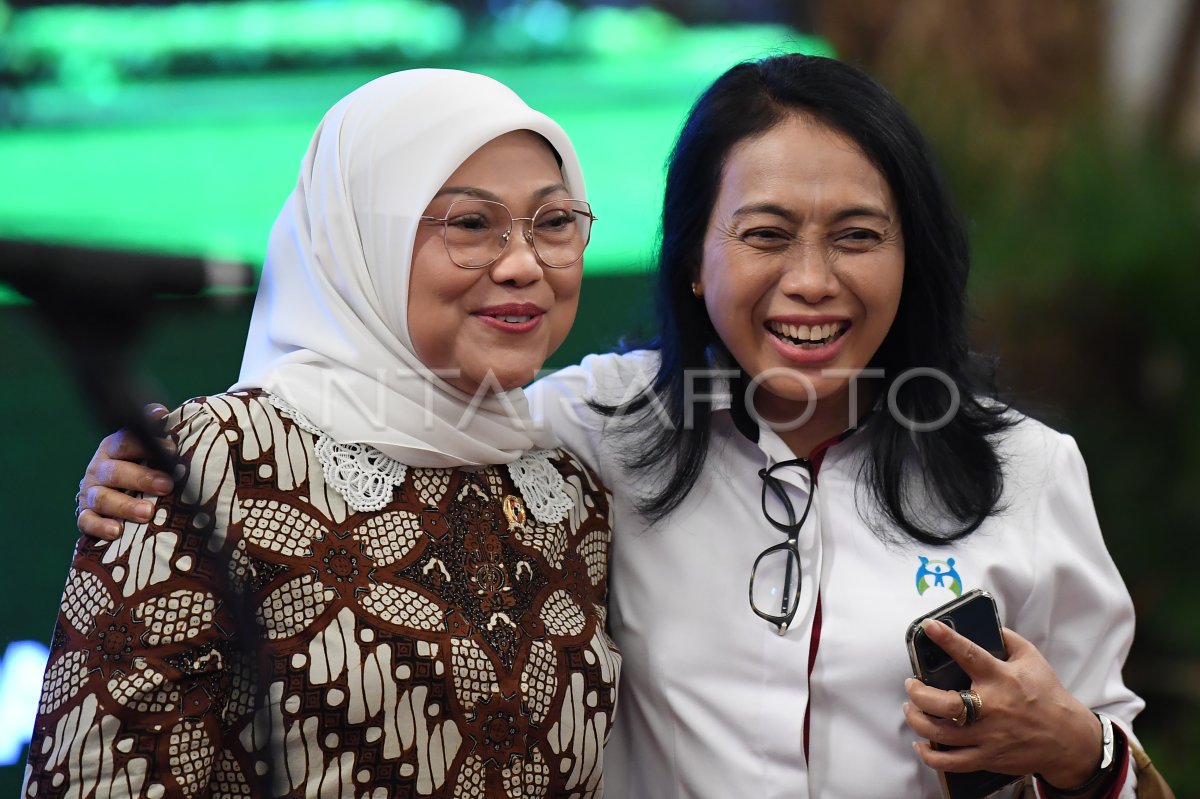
[1007,741,1174,799]
[1130,740,1176,799]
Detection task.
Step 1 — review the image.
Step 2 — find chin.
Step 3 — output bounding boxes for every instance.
[751,376,856,410]
[752,374,823,402]
[458,366,540,395]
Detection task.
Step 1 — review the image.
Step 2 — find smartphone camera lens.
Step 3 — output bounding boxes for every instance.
[920,635,953,672]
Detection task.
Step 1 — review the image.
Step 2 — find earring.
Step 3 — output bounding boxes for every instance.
[691,282,703,298]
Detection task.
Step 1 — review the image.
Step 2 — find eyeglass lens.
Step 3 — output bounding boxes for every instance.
[761,472,803,530]
[750,546,801,618]
[440,199,592,267]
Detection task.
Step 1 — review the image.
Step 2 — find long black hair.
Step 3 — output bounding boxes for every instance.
[595,53,1014,545]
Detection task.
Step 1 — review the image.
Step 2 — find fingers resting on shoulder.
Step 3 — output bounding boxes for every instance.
[76,403,177,541]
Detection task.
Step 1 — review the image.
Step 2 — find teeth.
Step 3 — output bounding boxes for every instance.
[768,321,842,344]
[498,315,532,323]
[785,323,806,340]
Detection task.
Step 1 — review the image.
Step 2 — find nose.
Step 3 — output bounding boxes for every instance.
[490,219,543,286]
[779,241,839,303]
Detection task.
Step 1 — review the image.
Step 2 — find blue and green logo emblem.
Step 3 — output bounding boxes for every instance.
[915,556,962,596]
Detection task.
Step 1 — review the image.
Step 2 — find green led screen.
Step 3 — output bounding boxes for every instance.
[0,7,831,304]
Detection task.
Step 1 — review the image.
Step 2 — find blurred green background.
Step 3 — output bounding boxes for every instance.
[2,0,1197,793]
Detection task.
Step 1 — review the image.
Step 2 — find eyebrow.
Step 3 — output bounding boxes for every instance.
[433,184,570,203]
[732,202,894,225]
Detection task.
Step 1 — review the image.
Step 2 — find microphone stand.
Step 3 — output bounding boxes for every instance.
[19,285,179,472]
[2,241,281,795]
[1,238,255,470]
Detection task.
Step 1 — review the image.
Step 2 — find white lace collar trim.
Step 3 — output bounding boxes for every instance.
[268,394,573,524]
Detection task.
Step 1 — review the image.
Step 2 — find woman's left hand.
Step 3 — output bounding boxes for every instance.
[903,618,1103,789]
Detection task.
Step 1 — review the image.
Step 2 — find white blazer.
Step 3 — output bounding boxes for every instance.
[529,349,1142,799]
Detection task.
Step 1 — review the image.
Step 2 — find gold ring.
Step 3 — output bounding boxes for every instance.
[950,704,969,727]
[966,689,983,721]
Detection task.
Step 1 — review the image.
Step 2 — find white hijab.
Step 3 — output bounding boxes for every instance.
[233,69,581,467]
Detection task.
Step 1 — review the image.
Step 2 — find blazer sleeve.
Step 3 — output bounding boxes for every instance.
[24,398,244,798]
[1023,432,1145,797]
[528,351,659,489]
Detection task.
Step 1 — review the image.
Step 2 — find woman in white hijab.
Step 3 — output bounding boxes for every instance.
[26,70,619,798]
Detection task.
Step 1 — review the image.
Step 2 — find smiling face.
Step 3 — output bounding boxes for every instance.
[407,130,583,395]
[698,112,904,442]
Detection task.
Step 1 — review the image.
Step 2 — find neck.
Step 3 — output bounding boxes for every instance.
[753,387,876,459]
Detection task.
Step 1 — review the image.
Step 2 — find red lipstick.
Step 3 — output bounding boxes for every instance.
[473,303,545,333]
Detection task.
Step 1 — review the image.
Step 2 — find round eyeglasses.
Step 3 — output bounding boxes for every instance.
[749,458,812,636]
[419,198,596,269]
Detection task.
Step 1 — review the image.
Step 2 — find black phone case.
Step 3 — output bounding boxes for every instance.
[906,589,1020,799]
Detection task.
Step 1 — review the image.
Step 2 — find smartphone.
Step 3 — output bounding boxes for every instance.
[906,589,1019,799]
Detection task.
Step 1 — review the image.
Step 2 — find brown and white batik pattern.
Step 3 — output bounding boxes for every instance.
[24,391,620,798]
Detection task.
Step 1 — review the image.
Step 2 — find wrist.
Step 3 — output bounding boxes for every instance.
[1036,713,1117,797]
